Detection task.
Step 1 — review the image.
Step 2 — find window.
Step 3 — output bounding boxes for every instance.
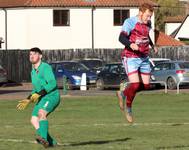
[114,9,129,26]
[162,63,171,70]
[53,10,70,26]
[109,65,119,73]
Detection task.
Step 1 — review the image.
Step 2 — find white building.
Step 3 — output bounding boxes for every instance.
[0,0,157,50]
[173,15,189,44]
[164,16,184,35]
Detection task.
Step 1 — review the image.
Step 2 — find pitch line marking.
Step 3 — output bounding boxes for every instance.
[3,122,189,129]
[52,122,189,127]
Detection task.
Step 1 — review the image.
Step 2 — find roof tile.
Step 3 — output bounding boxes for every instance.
[0,0,158,8]
[164,15,185,23]
[155,29,185,46]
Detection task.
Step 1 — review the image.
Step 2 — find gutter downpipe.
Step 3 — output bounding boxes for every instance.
[91,7,95,50]
[3,8,8,50]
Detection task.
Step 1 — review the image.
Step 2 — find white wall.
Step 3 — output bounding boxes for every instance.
[175,16,189,39]
[4,8,93,49]
[165,23,181,35]
[93,8,140,48]
[0,7,155,50]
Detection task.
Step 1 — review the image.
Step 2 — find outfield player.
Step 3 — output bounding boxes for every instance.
[17,47,60,148]
[116,3,158,123]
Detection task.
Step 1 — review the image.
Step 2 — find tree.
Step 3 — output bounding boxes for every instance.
[153,0,185,31]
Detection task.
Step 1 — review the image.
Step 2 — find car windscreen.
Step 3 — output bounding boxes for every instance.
[62,62,89,71]
[153,60,170,66]
[178,62,189,69]
[81,60,102,69]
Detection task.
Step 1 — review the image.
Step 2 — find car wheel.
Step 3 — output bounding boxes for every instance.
[96,78,104,90]
[167,77,177,90]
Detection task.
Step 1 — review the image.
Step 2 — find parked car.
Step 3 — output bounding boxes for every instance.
[96,62,128,90]
[78,58,105,74]
[151,61,189,89]
[149,58,171,68]
[0,65,7,84]
[50,61,97,89]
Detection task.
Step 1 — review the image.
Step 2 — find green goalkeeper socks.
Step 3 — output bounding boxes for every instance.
[47,133,57,146]
[36,128,40,136]
[39,120,48,141]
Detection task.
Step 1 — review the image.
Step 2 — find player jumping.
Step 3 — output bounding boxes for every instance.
[17,47,60,148]
[116,3,158,123]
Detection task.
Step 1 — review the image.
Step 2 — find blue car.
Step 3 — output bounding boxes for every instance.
[50,61,97,89]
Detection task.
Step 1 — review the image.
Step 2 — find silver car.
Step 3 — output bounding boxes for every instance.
[0,65,7,83]
[151,61,189,89]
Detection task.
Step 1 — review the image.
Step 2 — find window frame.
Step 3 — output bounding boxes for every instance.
[53,9,70,26]
[113,9,130,26]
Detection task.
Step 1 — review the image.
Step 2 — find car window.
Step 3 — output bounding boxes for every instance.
[120,65,125,74]
[153,64,162,71]
[62,62,89,71]
[102,65,109,71]
[162,63,171,70]
[178,62,189,69]
[153,60,170,66]
[81,60,103,69]
[56,64,63,72]
[170,63,175,69]
[109,65,119,73]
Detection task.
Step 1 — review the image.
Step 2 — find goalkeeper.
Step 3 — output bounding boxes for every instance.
[17,47,60,148]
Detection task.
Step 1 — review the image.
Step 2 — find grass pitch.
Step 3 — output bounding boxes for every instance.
[0,93,189,150]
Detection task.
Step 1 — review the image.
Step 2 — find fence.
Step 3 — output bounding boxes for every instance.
[0,46,189,82]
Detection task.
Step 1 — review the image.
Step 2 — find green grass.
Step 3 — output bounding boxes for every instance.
[1,93,189,150]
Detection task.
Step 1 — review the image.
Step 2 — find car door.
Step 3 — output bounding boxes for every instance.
[107,64,121,87]
[151,63,164,81]
[55,64,64,87]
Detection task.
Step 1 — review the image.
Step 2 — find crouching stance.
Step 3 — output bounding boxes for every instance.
[116,3,158,123]
[17,47,60,148]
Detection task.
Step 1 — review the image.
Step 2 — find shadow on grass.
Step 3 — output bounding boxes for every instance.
[0,89,30,95]
[157,145,189,150]
[63,137,131,147]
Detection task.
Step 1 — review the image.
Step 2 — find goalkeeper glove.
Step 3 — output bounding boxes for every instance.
[17,99,31,110]
[31,89,47,103]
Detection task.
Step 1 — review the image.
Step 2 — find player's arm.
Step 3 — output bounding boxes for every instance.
[119,32,131,48]
[149,36,154,48]
[149,35,158,53]
[119,19,138,51]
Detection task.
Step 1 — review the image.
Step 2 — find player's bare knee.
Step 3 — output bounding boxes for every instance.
[38,109,47,120]
[30,118,34,125]
[31,116,37,125]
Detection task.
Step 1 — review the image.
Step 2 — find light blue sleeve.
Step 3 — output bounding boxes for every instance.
[121,17,137,35]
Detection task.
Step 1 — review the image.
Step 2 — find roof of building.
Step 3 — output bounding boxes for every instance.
[0,0,158,8]
[155,29,185,46]
[164,15,185,23]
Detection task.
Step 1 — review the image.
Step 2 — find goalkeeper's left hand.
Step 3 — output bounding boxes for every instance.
[30,93,41,103]
[17,99,31,110]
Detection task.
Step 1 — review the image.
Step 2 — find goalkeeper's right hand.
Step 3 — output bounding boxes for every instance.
[17,99,31,110]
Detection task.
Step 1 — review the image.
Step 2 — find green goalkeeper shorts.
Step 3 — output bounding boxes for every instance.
[32,91,60,117]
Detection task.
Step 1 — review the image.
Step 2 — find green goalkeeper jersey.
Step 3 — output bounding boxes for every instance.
[31,62,58,95]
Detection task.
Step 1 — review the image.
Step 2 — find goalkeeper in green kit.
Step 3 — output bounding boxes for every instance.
[17,47,60,148]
